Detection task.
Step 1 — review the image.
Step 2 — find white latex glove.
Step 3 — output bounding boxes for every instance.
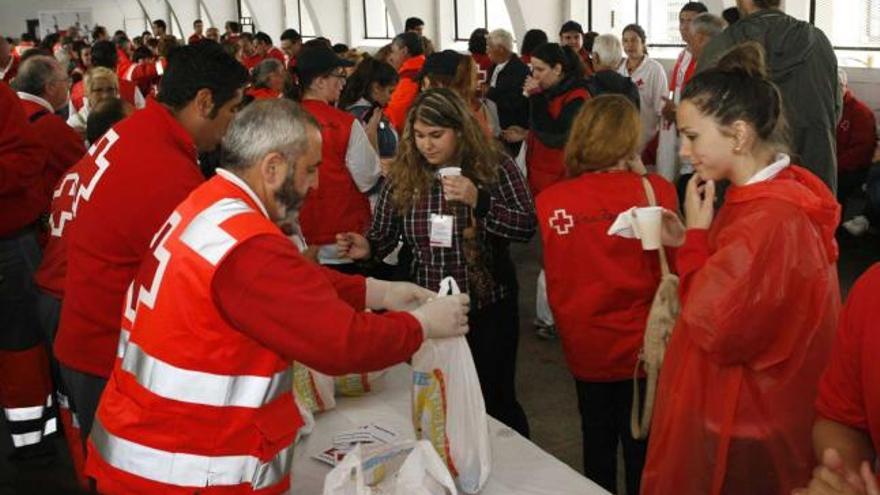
[365,278,435,312]
[409,294,471,339]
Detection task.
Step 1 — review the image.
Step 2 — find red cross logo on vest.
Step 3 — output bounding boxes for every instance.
[549,209,574,235]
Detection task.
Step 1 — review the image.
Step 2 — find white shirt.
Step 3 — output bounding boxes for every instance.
[745,154,791,185]
[67,103,89,134]
[214,168,271,218]
[318,118,382,265]
[489,59,509,88]
[619,56,668,150]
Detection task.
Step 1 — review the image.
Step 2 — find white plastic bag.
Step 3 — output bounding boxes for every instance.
[412,277,492,494]
[322,441,457,495]
[292,362,336,413]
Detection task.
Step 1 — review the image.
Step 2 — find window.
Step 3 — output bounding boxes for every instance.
[363,0,394,39]
[284,0,317,38]
[239,1,255,33]
[588,0,638,34]
[812,0,880,50]
[643,0,687,46]
[453,0,514,42]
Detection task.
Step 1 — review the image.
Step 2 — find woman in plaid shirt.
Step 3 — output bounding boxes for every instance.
[338,88,536,436]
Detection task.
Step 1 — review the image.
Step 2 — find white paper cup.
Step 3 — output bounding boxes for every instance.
[633,206,663,250]
[437,167,462,178]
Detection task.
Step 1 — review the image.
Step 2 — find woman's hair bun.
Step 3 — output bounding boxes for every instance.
[715,41,768,79]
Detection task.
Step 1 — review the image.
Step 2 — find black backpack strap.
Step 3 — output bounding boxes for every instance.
[28,109,51,123]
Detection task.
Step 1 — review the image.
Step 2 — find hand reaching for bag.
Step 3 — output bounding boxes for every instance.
[382,282,435,312]
[409,294,471,339]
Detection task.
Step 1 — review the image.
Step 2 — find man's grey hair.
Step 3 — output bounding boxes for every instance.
[252,58,284,89]
[221,99,318,172]
[12,55,60,97]
[691,13,726,39]
[487,29,514,52]
[592,34,623,69]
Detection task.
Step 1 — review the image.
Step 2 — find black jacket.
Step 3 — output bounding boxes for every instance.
[486,55,530,130]
[530,76,592,149]
[586,70,641,110]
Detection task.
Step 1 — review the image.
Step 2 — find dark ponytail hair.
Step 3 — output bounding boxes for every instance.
[682,42,788,151]
[531,42,585,80]
[338,55,399,109]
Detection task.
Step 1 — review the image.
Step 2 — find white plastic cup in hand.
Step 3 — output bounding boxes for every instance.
[438,167,461,201]
[437,167,461,178]
[632,206,663,251]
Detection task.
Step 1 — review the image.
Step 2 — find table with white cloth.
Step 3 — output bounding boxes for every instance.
[291,363,610,494]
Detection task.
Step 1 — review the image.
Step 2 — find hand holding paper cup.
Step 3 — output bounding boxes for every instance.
[437,167,462,178]
[631,206,663,251]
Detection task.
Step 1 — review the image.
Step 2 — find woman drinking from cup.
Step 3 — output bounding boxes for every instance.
[501,42,590,196]
[537,94,677,495]
[641,42,841,495]
[336,88,536,437]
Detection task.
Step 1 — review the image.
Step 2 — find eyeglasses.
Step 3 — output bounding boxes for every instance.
[329,70,347,80]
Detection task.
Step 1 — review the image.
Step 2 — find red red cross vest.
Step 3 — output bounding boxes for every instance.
[525,87,590,196]
[298,99,373,245]
[85,172,302,494]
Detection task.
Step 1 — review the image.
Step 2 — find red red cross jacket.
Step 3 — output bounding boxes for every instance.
[537,171,678,381]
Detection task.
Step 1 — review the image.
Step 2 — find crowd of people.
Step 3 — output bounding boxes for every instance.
[1,0,879,494]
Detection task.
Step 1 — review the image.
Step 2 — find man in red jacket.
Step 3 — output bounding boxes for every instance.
[385,32,426,132]
[255,31,286,65]
[238,32,262,71]
[54,41,249,443]
[0,82,55,462]
[188,19,204,45]
[85,99,469,494]
[13,55,86,197]
[837,69,877,206]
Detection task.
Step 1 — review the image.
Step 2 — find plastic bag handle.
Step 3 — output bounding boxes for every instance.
[438,276,461,296]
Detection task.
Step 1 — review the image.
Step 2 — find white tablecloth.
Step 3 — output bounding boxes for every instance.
[291,364,610,494]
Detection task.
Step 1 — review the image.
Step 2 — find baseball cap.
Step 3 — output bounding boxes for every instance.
[296,45,354,79]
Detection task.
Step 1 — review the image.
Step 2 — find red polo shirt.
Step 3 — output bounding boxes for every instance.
[0,83,47,236]
[267,46,286,64]
[241,53,262,71]
[17,93,86,197]
[246,87,281,100]
[55,100,205,378]
[816,263,880,465]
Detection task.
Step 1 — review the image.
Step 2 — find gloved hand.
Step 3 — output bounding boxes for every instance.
[365,279,435,311]
[409,294,470,339]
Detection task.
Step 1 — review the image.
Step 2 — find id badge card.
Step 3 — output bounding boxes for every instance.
[429,214,454,248]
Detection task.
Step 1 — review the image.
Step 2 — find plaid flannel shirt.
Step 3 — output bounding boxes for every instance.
[367,157,536,307]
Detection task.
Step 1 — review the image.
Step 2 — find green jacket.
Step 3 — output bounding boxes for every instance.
[697,9,842,189]
[698,9,840,128]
